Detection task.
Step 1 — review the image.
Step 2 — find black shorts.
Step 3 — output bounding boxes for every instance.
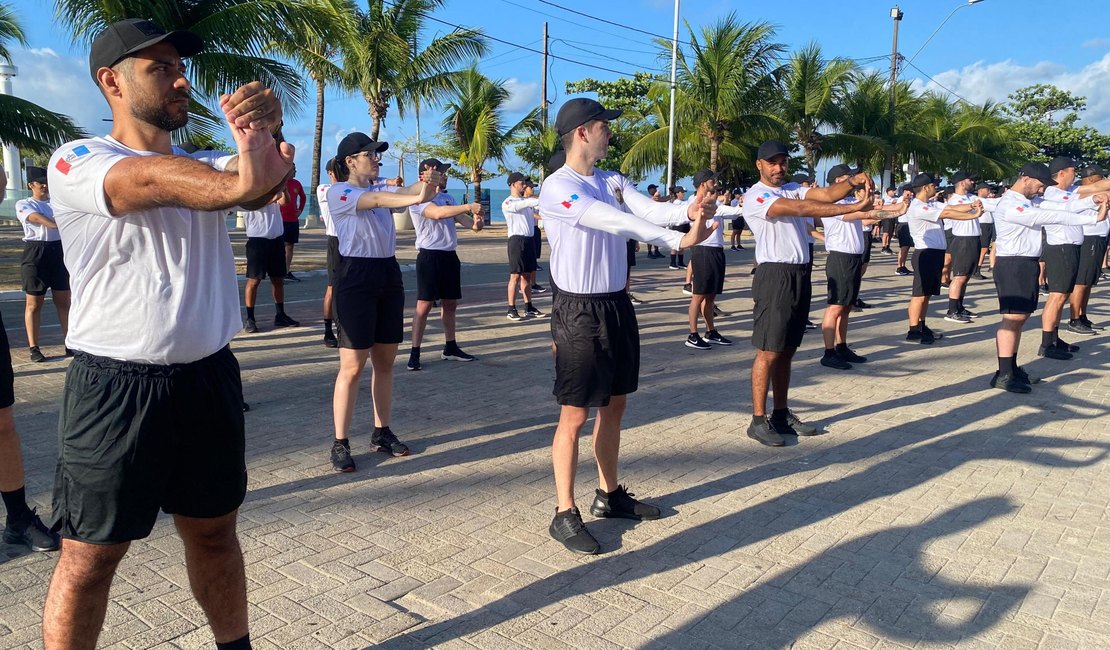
[949,236,980,277]
[333,257,405,348]
[825,251,863,306]
[51,346,246,544]
[245,236,287,280]
[416,249,462,302]
[326,235,341,286]
[0,311,13,409]
[979,223,995,249]
[751,263,811,352]
[731,217,745,233]
[508,235,538,274]
[880,219,896,235]
[994,256,1040,315]
[897,223,913,248]
[626,239,637,268]
[691,246,725,295]
[911,248,944,296]
[282,219,300,245]
[1043,244,1080,294]
[861,232,873,264]
[944,229,956,250]
[533,226,543,259]
[1076,235,1108,286]
[21,241,70,295]
[551,289,638,408]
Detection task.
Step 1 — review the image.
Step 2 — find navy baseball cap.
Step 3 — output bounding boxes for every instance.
[555,98,622,137]
[89,19,203,80]
[756,140,789,160]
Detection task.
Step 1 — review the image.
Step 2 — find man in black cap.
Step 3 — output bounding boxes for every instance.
[502,171,543,321]
[43,18,291,649]
[943,171,983,323]
[318,157,346,348]
[741,141,876,447]
[1039,156,1087,358]
[684,169,743,349]
[975,183,1000,274]
[1069,164,1110,332]
[879,186,898,255]
[990,163,1108,392]
[14,167,71,362]
[901,173,982,344]
[407,158,482,371]
[539,97,716,554]
[667,185,690,270]
[894,183,914,275]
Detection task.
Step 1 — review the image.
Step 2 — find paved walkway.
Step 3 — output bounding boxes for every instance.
[1,227,1108,649]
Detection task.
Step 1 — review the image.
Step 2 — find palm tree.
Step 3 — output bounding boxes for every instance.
[0,2,84,156]
[440,65,539,204]
[344,0,487,141]
[780,42,857,177]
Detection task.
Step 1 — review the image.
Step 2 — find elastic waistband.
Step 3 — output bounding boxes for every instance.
[24,240,62,247]
[417,248,457,255]
[343,255,398,264]
[73,345,231,378]
[759,262,809,270]
[996,255,1040,263]
[552,285,628,301]
[1044,243,1081,249]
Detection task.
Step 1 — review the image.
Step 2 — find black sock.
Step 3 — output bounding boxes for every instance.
[1041,330,1055,347]
[525,302,534,310]
[678,253,685,266]
[324,319,333,335]
[835,343,848,351]
[1,487,31,523]
[246,307,255,320]
[770,408,789,422]
[824,347,836,356]
[335,438,349,448]
[670,253,677,266]
[750,415,766,426]
[275,302,285,315]
[410,346,420,356]
[948,298,960,313]
[445,339,457,350]
[216,634,251,650]
[998,356,1016,376]
[909,323,922,332]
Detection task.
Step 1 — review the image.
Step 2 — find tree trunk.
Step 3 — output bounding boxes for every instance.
[709,136,720,173]
[311,77,325,193]
[472,168,483,225]
[805,147,817,182]
[369,98,388,141]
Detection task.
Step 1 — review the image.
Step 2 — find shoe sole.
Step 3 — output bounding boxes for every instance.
[746,430,785,447]
[2,532,58,552]
[684,342,712,350]
[507,316,524,321]
[333,464,356,473]
[324,341,338,348]
[440,355,475,362]
[375,446,410,457]
[274,322,300,328]
[943,317,971,323]
[1065,327,1097,335]
[990,382,1032,394]
[407,365,421,371]
[820,360,852,370]
[550,533,600,555]
[589,506,660,521]
[707,340,733,346]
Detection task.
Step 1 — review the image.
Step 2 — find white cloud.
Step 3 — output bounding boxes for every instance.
[1083,38,1110,49]
[909,53,1110,131]
[7,47,112,136]
[502,77,539,113]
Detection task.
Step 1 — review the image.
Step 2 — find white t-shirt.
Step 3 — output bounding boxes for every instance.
[46,135,240,364]
[994,190,1097,257]
[1042,185,1086,245]
[741,181,812,264]
[244,203,283,239]
[698,203,741,248]
[326,180,398,258]
[977,196,998,224]
[317,183,334,237]
[15,197,61,242]
[410,192,459,251]
[946,193,980,237]
[905,198,947,250]
[502,196,539,238]
[822,199,866,255]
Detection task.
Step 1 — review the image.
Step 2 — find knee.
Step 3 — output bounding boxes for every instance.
[55,544,127,589]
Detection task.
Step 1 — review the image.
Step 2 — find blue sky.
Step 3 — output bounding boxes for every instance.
[8,0,1110,188]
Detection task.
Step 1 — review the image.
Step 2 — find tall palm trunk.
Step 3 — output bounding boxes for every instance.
[709,136,720,172]
[311,77,325,193]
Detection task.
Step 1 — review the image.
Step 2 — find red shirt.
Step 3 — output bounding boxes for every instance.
[280,178,306,223]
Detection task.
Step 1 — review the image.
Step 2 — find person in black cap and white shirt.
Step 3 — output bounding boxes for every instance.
[1069,164,1110,333]
[318,157,345,348]
[1038,156,1088,359]
[407,158,482,371]
[990,162,1107,393]
[741,141,876,447]
[975,183,1000,274]
[538,98,716,554]
[327,133,443,473]
[894,183,914,276]
[43,18,293,649]
[502,171,544,321]
[819,164,907,370]
[684,169,743,349]
[943,171,983,323]
[524,178,547,291]
[14,166,71,363]
[241,195,299,333]
[902,173,982,345]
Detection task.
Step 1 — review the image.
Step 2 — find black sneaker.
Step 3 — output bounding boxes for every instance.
[407,354,421,371]
[64,348,75,358]
[881,247,894,256]
[668,264,680,270]
[944,311,971,324]
[1038,344,1073,360]
[242,402,250,412]
[713,305,730,317]
[284,272,301,282]
[685,333,712,350]
[906,329,923,343]
[972,272,987,280]
[770,410,819,436]
[1014,366,1041,385]
[1065,320,1096,335]
[854,298,872,309]
[1039,283,1049,295]
[750,267,758,275]
[747,420,785,447]
[441,346,475,362]
[804,320,819,330]
[330,440,355,472]
[921,325,943,344]
[958,309,979,320]
[274,313,300,328]
[549,508,600,555]
[1081,317,1103,331]
[1055,338,1080,353]
[507,308,524,322]
[243,318,258,333]
[895,266,912,276]
[372,428,410,457]
[681,283,693,296]
[29,347,46,363]
[590,485,660,520]
[730,245,738,251]
[820,352,852,370]
[940,282,950,290]
[532,284,549,294]
[628,293,644,305]
[324,331,339,348]
[3,509,59,552]
[835,345,867,363]
[705,330,732,346]
[525,305,545,318]
[990,372,1032,394]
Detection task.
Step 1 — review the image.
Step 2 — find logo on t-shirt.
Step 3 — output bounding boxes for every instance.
[1016,205,1028,212]
[560,194,580,209]
[54,144,90,175]
[755,192,771,204]
[339,189,353,202]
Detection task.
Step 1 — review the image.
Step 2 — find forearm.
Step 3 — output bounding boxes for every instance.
[423,204,475,220]
[939,206,978,220]
[804,180,853,203]
[105,156,250,215]
[1016,208,1096,227]
[1040,196,1096,213]
[357,191,422,210]
[1074,179,1110,197]
[579,201,684,249]
[623,190,690,227]
[768,199,863,220]
[27,214,59,228]
[714,204,743,216]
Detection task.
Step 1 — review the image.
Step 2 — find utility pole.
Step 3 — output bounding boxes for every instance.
[885,6,903,190]
[665,0,680,193]
[541,22,549,131]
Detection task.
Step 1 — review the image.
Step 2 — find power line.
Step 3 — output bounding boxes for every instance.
[536,0,694,48]
[550,38,650,72]
[493,0,656,50]
[902,59,972,104]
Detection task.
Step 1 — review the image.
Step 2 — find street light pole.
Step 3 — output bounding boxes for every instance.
[885,6,902,191]
[665,0,680,193]
[905,0,986,68]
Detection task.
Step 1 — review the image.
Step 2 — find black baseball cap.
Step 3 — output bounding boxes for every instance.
[950,170,976,184]
[177,142,200,154]
[555,98,622,137]
[419,157,451,172]
[756,140,789,161]
[336,132,388,161]
[1048,156,1076,176]
[89,19,203,81]
[909,173,937,189]
[671,185,686,194]
[507,172,527,186]
[825,163,856,184]
[26,166,47,184]
[1017,162,1054,187]
[1079,164,1106,179]
[692,169,717,188]
[791,173,812,184]
[647,183,658,192]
